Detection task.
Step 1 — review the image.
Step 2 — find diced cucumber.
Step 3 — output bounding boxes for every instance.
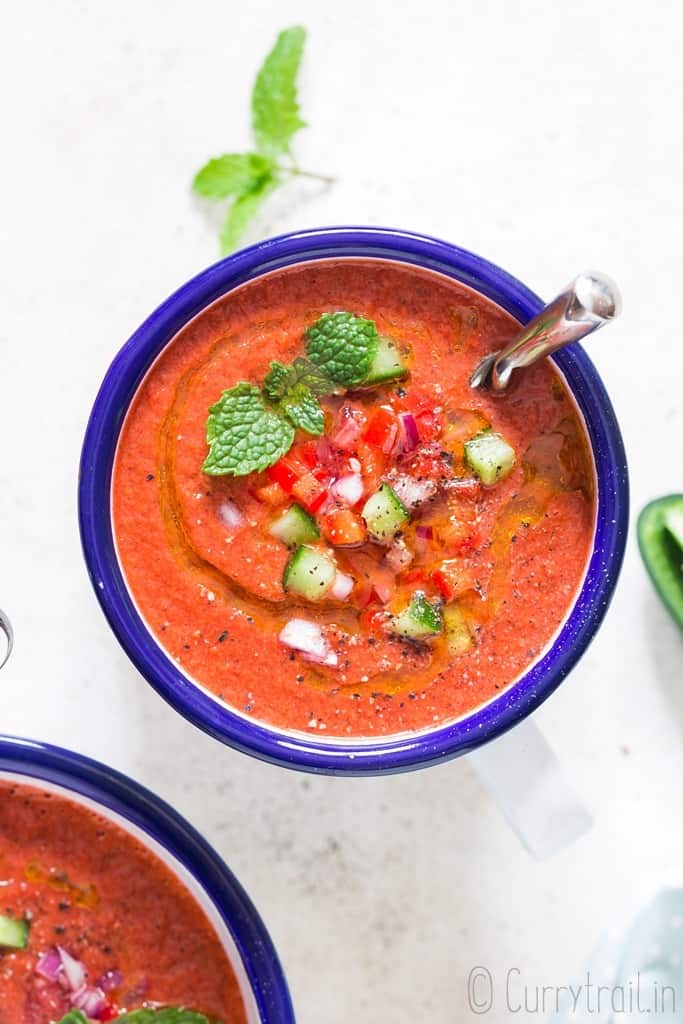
[269,504,320,546]
[363,336,408,385]
[464,430,516,486]
[283,545,336,601]
[443,604,474,655]
[0,913,29,949]
[362,483,409,541]
[390,591,443,639]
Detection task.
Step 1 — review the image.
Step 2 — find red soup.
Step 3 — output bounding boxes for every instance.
[0,779,246,1023]
[113,260,595,737]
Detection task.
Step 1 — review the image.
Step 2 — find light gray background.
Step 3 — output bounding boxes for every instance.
[2,2,682,1021]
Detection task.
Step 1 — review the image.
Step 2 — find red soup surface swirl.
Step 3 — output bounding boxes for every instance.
[0,779,246,1023]
[113,259,595,737]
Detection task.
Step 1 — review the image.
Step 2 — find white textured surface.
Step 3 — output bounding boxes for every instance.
[1,2,682,1022]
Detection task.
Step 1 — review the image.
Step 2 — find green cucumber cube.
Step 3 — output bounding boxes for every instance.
[283,545,336,601]
[0,914,29,949]
[269,504,320,546]
[362,483,410,541]
[464,431,516,486]
[390,591,443,639]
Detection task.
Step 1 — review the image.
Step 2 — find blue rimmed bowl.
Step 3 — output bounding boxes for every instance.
[79,227,629,776]
[0,734,294,1023]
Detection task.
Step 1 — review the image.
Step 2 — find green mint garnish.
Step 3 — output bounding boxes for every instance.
[263,357,337,402]
[114,1009,217,1023]
[56,1009,219,1024]
[192,26,333,254]
[203,383,295,477]
[305,312,379,386]
[202,312,401,477]
[252,25,306,157]
[192,153,272,198]
[279,383,324,435]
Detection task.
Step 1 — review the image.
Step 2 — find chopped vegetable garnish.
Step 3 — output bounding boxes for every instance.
[464,430,516,486]
[283,545,336,600]
[389,591,443,639]
[361,483,410,541]
[0,913,28,949]
[269,503,319,546]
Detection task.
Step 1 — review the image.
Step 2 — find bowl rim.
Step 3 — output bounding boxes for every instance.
[0,734,295,1023]
[78,226,629,775]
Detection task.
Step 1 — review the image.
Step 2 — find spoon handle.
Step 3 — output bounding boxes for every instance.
[489,270,622,391]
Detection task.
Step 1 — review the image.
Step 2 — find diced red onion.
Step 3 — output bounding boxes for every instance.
[398,412,420,453]
[331,474,364,507]
[98,969,123,993]
[72,985,107,1017]
[415,525,433,540]
[331,410,363,450]
[349,457,361,473]
[57,947,86,992]
[36,948,63,982]
[385,538,413,571]
[217,500,244,529]
[389,474,437,509]
[279,619,338,667]
[330,572,354,600]
[316,436,334,465]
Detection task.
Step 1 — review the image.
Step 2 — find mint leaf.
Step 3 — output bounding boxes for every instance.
[116,1009,214,1023]
[220,173,278,254]
[280,383,324,435]
[203,383,294,476]
[263,357,337,402]
[54,1014,89,1024]
[305,312,379,386]
[251,26,306,157]
[192,152,272,198]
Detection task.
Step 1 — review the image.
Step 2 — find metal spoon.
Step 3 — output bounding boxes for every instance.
[0,609,12,670]
[470,271,622,392]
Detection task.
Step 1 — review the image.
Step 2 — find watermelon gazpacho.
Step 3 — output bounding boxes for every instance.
[0,779,246,1023]
[113,260,595,737]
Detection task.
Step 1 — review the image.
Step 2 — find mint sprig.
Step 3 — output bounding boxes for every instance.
[203,383,295,477]
[305,312,379,387]
[192,26,333,254]
[203,313,390,477]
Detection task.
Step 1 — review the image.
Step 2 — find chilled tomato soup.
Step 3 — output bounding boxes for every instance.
[0,778,246,1022]
[113,259,595,738]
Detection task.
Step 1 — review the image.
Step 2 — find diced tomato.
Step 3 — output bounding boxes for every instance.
[291,471,329,513]
[267,460,297,492]
[363,406,399,452]
[400,567,428,586]
[415,409,442,442]
[323,508,367,547]
[356,441,386,493]
[298,440,319,468]
[253,481,288,506]
[431,560,477,602]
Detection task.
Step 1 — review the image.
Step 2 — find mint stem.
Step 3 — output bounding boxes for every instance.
[277,165,336,185]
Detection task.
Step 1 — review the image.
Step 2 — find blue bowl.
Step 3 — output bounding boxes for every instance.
[79,227,629,775]
[0,734,294,1023]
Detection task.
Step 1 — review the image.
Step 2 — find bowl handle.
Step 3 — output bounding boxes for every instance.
[469,717,592,859]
